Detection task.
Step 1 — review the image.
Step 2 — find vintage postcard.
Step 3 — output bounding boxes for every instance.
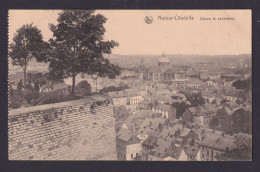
[8,10,252,161]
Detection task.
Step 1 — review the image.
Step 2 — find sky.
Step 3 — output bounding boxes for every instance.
[9,10,251,55]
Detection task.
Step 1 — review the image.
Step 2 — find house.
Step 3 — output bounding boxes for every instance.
[222,89,238,102]
[221,105,233,116]
[171,93,186,101]
[158,125,179,141]
[121,110,153,132]
[154,83,168,90]
[199,134,237,161]
[235,132,252,153]
[121,116,144,132]
[186,78,203,88]
[134,109,154,119]
[221,74,241,81]
[152,94,174,104]
[141,136,158,160]
[180,128,191,138]
[116,128,142,160]
[182,107,196,124]
[141,54,176,82]
[139,95,154,110]
[137,90,148,96]
[174,70,186,80]
[204,80,218,88]
[137,101,151,110]
[222,102,241,116]
[156,89,172,95]
[215,132,252,161]
[185,69,200,79]
[147,139,174,161]
[183,143,201,161]
[129,95,143,106]
[182,105,217,127]
[171,79,189,90]
[194,127,225,140]
[171,147,188,161]
[227,101,241,111]
[112,96,128,107]
[126,138,143,160]
[202,90,216,103]
[138,117,166,136]
[126,104,138,112]
[152,103,177,121]
[201,73,221,80]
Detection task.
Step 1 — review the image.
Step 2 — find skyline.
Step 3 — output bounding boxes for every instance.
[9,10,251,56]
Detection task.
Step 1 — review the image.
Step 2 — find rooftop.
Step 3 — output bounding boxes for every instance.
[235,132,252,148]
[138,117,166,135]
[117,128,134,142]
[153,103,173,112]
[188,104,217,116]
[200,134,237,151]
[183,144,200,157]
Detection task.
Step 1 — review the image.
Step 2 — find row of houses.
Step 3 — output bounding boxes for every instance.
[116,110,252,161]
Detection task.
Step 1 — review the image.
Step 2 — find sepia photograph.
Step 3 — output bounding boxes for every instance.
[8,10,252,161]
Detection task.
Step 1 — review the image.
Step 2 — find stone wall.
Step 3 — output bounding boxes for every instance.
[8,95,117,160]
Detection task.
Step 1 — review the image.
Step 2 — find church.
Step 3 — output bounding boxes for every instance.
[139,53,176,82]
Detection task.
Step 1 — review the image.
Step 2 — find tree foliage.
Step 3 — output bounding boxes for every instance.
[75,80,92,96]
[185,92,205,107]
[231,109,251,134]
[172,101,189,119]
[210,107,252,135]
[9,90,23,109]
[100,84,129,94]
[38,10,121,95]
[9,24,48,86]
[232,78,251,90]
[209,108,232,134]
[113,106,130,121]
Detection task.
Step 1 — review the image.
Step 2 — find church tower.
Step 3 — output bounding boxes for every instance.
[139,58,145,81]
[158,52,170,72]
[139,58,145,72]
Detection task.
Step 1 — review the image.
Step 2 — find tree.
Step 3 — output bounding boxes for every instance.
[9,24,48,86]
[100,84,129,94]
[209,107,232,134]
[232,78,251,90]
[186,92,205,107]
[172,101,189,119]
[75,80,92,96]
[231,109,251,134]
[39,10,121,95]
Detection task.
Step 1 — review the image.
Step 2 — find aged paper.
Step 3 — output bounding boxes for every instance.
[8,10,251,161]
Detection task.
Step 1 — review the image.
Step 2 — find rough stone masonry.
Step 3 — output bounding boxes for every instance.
[8,95,117,160]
